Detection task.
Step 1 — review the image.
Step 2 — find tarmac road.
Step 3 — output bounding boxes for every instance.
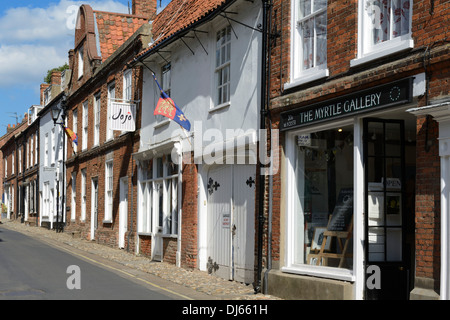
[0,226,207,300]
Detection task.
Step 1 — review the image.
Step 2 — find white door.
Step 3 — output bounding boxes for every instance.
[207,165,255,283]
[119,177,128,249]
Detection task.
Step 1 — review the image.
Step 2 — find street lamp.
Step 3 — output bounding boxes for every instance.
[51,97,66,233]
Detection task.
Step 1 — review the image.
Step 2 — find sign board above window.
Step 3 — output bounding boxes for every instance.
[281,78,413,131]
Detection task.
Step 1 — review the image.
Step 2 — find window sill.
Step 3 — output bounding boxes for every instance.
[154,119,170,129]
[350,39,414,68]
[284,68,329,91]
[281,265,355,282]
[209,102,230,114]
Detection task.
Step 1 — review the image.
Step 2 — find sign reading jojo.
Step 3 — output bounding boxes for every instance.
[110,101,136,132]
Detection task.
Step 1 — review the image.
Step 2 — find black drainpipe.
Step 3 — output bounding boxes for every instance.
[255,0,270,294]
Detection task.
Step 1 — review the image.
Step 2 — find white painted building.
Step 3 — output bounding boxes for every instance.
[132,0,263,283]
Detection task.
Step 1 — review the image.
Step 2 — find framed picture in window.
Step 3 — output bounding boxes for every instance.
[311,227,331,251]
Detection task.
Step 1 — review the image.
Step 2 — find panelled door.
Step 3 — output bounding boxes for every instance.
[207,165,255,284]
[364,118,409,300]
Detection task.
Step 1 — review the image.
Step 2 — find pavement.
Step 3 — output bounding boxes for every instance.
[0,219,281,300]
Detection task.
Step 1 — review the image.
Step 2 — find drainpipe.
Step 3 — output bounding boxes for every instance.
[255,0,270,294]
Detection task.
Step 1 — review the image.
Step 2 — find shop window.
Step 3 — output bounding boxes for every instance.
[290,125,354,271]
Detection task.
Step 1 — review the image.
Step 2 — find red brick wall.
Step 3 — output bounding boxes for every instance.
[180,152,198,269]
[163,237,178,265]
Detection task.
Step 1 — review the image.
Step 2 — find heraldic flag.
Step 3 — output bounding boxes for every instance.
[152,74,191,131]
[62,125,78,146]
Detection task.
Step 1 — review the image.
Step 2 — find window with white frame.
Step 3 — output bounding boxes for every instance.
[94,94,100,146]
[161,63,171,97]
[78,45,84,79]
[138,155,179,235]
[34,133,38,165]
[4,158,6,177]
[285,124,354,278]
[11,152,14,175]
[105,161,113,222]
[73,109,78,153]
[30,134,34,167]
[51,128,55,165]
[43,182,50,217]
[288,0,328,88]
[352,0,413,66]
[26,139,30,168]
[123,69,132,101]
[71,172,76,221]
[215,26,231,107]
[81,169,86,221]
[82,100,88,150]
[45,133,49,166]
[18,147,22,174]
[107,82,115,140]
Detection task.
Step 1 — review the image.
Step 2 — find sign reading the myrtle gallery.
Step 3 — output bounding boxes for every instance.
[110,102,136,132]
[281,78,413,131]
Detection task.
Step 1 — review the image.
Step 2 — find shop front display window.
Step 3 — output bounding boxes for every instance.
[292,125,354,270]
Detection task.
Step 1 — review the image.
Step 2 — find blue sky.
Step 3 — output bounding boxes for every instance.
[0,0,170,136]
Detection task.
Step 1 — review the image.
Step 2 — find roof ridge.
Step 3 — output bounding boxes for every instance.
[93,10,148,19]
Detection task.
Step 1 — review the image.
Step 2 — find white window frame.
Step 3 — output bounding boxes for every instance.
[105,161,113,222]
[18,147,22,174]
[107,82,115,141]
[71,171,76,221]
[123,69,132,102]
[30,134,34,167]
[94,94,100,146]
[73,109,78,153]
[82,100,88,150]
[286,0,329,90]
[51,128,55,165]
[43,182,50,218]
[351,0,414,67]
[81,169,86,221]
[11,152,14,175]
[44,133,49,167]
[282,117,364,289]
[35,132,38,165]
[213,25,232,110]
[137,155,180,236]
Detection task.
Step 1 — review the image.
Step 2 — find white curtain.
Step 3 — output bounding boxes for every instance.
[367,0,410,45]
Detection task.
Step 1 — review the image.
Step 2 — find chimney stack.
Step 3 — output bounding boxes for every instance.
[132,0,157,19]
[40,83,50,106]
[51,71,62,86]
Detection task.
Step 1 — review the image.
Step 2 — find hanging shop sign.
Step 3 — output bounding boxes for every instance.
[110,101,136,132]
[280,78,413,131]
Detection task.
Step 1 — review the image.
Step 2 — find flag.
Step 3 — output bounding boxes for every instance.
[152,74,191,131]
[62,125,78,146]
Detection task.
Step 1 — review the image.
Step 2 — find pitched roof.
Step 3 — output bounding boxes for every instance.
[137,0,234,58]
[94,11,149,62]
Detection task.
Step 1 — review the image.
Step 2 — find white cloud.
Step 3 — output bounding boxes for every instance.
[0,0,128,87]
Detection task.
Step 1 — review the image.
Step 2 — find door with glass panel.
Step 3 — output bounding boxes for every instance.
[364,118,408,300]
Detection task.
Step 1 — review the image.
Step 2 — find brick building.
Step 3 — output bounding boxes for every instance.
[63,1,153,251]
[262,0,449,299]
[1,115,30,221]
